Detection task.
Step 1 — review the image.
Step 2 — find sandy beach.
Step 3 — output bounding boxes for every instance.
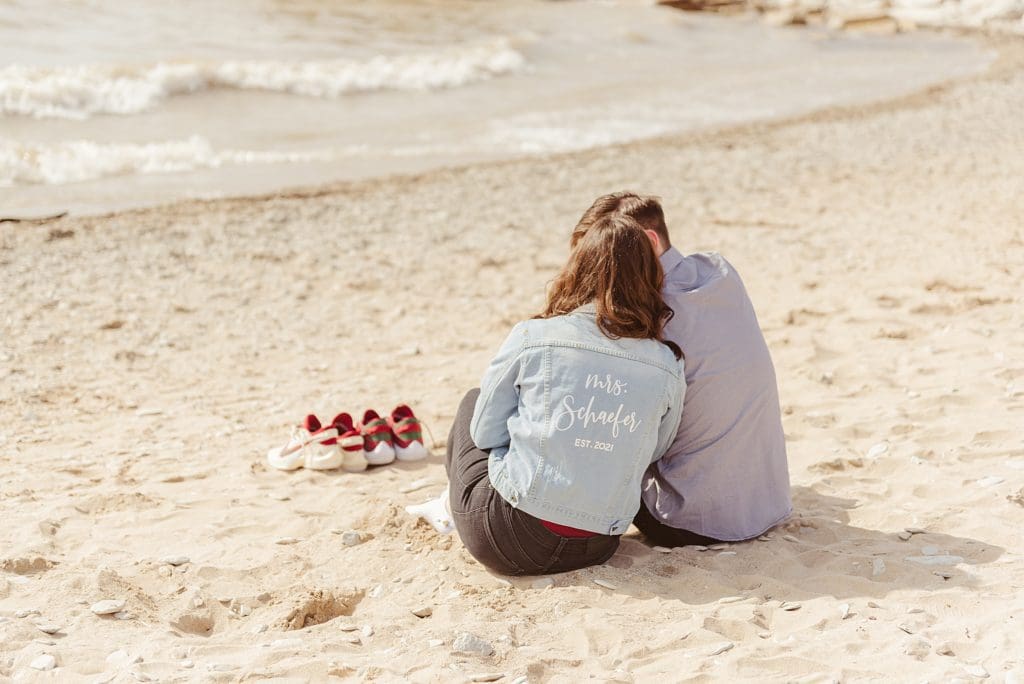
[3,30,1024,684]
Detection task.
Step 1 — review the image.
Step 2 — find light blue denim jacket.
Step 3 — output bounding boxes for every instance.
[470,305,685,535]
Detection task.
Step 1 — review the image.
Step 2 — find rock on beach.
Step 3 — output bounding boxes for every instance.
[452,633,494,656]
[30,654,57,671]
[91,599,126,615]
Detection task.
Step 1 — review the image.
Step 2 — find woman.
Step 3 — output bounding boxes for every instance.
[445,214,685,575]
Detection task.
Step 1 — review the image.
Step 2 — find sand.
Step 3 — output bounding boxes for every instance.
[2,37,1024,684]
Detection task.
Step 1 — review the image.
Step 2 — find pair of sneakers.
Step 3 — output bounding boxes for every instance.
[355,406,430,466]
[267,405,428,472]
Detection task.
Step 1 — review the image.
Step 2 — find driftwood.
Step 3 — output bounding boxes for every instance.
[0,212,68,225]
[658,0,747,12]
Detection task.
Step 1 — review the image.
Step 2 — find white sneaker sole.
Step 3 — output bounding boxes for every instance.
[341,451,369,472]
[395,441,428,462]
[305,445,343,471]
[338,434,368,472]
[364,442,396,466]
[267,447,304,471]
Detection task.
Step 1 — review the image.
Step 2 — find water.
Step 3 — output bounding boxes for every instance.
[0,0,991,217]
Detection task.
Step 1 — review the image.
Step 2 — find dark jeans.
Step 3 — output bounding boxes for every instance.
[632,501,721,548]
[446,389,620,576]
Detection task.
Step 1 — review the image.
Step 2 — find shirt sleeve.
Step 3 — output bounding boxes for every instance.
[469,322,527,450]
[651,361,685,463]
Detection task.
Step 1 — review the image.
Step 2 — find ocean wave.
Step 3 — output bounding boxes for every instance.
[485,109,679,154]
[0,40,526,119]
[0,136,335,186]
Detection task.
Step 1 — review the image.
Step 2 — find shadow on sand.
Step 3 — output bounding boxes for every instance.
[504,485,1004,603]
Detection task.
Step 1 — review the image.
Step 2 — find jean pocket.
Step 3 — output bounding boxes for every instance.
[502,506,567,574]
[513,507,565,548]
[480,511,526,575]
[544,535,619,574]
[450,469,494,516]
[451,456,486,492]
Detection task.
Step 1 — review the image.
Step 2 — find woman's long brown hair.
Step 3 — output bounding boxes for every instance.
[537,214,682,359]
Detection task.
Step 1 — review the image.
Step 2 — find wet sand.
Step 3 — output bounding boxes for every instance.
[1,3,989,218]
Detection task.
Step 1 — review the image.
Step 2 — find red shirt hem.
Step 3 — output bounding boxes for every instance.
[540,520,598,538]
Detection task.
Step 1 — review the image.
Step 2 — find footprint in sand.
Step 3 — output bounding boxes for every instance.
[0,556,55,575]
[278,588,364,631]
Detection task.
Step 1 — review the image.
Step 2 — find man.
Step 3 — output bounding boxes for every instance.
[572,192,792,545]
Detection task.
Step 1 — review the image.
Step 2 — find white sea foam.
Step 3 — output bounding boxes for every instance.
[0,40,526,119]
[486,109,680,155]
[0,136,334,186]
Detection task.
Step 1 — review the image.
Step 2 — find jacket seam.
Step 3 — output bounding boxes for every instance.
[520,340,680,376]
[607,392,660,517]
[526,347,551,500]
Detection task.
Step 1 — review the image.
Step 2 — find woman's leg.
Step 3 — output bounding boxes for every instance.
[480,495,619,575]
[446,389,524,574]
[446,388,622,575]
[445,388,487,510]
[633,502,721,548]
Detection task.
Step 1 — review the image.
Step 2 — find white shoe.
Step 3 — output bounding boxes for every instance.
[267,416,339,471]
[389,404,430,462]
[358,409,396,466]
[340,433,369,472]
[330,413,370,472]
[395,441,428,462]
[364,441,396,466]
[304,439,343,471]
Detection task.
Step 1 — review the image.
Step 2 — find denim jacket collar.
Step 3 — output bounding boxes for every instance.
[572,302,597,315]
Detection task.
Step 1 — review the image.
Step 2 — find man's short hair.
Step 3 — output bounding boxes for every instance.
[573,192,670,249]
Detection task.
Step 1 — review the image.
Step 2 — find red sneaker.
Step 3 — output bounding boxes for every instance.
[389,404,428,462]
[330,412,368,472]
[358,409,396,466]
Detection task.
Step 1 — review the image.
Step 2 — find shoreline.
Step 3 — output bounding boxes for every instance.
[4,34,1014,228]
[0,14,995,221]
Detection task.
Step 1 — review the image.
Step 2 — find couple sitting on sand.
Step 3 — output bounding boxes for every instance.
[444,192,792,575]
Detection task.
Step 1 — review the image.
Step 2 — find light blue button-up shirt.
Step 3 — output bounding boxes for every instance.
[471,306,685,536]
[641,249,792,540]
